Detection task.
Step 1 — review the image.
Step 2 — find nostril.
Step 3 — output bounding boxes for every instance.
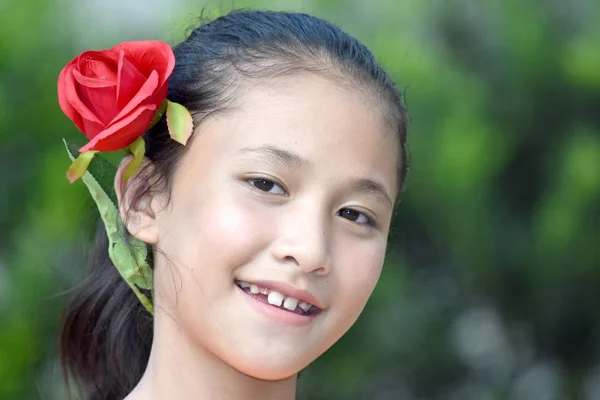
[283,255,299,265]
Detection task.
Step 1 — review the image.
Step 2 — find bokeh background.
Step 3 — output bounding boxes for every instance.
[1,0,599,399]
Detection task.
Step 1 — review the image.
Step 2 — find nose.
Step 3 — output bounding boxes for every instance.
[270,203,332,276]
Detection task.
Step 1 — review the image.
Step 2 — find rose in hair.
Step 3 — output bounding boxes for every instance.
[58,40,192,182]
[58,41,175,152]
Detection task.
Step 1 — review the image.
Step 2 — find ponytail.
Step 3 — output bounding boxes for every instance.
[59,220,153,400]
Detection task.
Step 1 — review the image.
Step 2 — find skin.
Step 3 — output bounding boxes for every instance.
[119,73,399,400]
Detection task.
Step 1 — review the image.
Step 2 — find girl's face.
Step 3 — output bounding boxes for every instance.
[145,74,398,379]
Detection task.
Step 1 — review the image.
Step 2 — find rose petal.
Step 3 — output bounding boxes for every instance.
[109,70,159,125]
[58,70,87,133]
[73,69,119,126]
[72,68,116,88]
[81,118,105,139]
[59,51,122,135]
[80,104,156,152]
[58,62,80,124]
[80,86,119,127]
[116,48,147,109]
[64,64,104,127]
[76,50,120,78]
[111,41,175,86]
[74,52,120,126]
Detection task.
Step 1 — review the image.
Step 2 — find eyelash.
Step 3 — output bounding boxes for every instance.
[246,177,377,227]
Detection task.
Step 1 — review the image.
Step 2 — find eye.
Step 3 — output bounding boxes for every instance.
[338,208,375,227]
[248,178,286,195]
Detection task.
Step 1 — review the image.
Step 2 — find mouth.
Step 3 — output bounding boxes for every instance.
[235,280,322,317]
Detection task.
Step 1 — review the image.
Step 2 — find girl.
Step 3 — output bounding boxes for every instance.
[58,10,409,400]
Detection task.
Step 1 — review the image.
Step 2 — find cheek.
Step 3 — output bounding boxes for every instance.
[157,187,273,284]
[333,241,385,323]
[201,200,264,258]
[153,187,276,328]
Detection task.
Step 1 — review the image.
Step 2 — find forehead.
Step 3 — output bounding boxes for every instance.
[190,73,398,193]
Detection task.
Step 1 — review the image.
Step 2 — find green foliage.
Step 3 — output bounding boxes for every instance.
[1,0,599,399]
[165,100,194,145]
[64,141,153,310]
[64,141,119,207]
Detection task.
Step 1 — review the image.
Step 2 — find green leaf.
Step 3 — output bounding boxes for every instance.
[149,99,168,129]
[166,100,193,145]
[64,140,119,208]
[63,139,154,314]
[124,136,145,180]
[66,150,97,183]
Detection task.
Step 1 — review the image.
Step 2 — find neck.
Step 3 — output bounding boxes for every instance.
[124,311,297,400]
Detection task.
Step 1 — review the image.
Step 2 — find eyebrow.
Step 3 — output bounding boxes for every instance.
[349,178,394,209]
[238,145,307,168]
[238,144,393,208]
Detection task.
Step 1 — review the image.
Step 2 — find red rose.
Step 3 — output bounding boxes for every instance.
[58,41,175,152]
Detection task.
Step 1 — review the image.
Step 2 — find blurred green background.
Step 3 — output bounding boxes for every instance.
[1,0,599,399]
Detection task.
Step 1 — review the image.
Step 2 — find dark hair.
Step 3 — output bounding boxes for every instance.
[59,10,409,400]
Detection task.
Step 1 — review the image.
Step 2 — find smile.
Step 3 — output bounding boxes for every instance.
[235,280,321,316]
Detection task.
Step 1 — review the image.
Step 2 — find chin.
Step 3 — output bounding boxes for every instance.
[245,367,299,381]
[223,349,314,381]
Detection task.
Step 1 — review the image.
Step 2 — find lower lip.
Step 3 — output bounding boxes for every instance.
[236,285,317,327]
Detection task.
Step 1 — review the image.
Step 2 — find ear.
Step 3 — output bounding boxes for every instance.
[114,155,160,245]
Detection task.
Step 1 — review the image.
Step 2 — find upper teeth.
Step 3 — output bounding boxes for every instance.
[236,280,314,312]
